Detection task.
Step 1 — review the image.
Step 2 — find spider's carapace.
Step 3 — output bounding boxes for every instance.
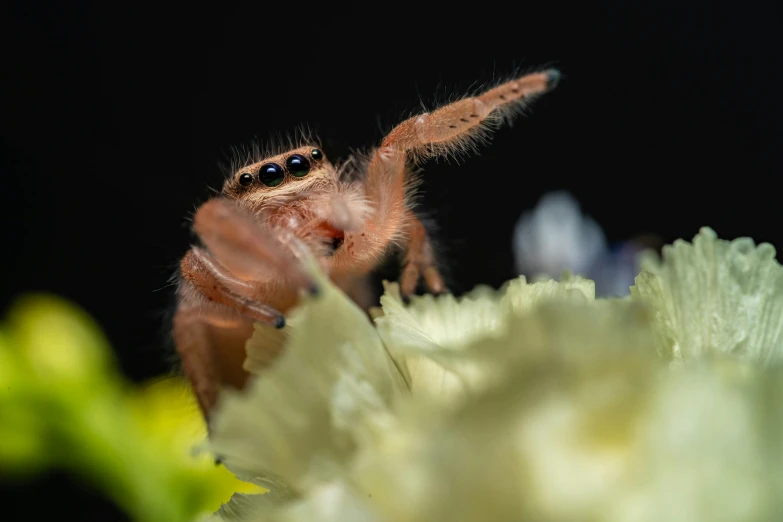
[174,69,561,417]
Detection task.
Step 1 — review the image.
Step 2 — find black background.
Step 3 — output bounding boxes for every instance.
[2,1,782,519]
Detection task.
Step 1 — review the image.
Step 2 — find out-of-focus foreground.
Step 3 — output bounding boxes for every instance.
[4,227,783,521]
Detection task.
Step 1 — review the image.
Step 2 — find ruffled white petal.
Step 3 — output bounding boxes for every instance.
[631,227,783,363]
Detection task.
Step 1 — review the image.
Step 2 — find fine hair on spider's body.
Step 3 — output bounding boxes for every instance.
[173,68,561,417]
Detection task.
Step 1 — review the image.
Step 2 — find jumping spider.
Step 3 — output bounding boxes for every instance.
[174,68,561,416]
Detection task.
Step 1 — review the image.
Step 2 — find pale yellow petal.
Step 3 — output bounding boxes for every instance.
[376,281,504,355]
[500,272,595,315]
[375,274,595,358]
[374,282,506,404]
[374,275,597,406]
[631,227,783,363]
[242,323,288,376]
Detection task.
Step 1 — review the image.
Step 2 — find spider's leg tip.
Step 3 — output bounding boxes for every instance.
[274,316,286,329]
[546,68,562,89]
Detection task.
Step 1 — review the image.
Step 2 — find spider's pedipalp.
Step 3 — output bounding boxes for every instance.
[193,198,318,294]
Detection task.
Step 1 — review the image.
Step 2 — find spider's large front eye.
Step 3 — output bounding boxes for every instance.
[238,173,254,187]
[286,154,311,177]
[258,163,284,187]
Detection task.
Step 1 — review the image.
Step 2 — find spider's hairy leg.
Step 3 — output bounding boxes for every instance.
[172,304,252,416]
[193,198,319,294]
[336,147,409,271]
[381,69,560,159]
[364,147,408,234]
[359,147,447,299]
[400,211,447,301]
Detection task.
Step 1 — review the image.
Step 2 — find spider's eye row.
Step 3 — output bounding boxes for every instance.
[311,148,323,160]
[258,163,285,187]
[238,172,254,187]
[286,154,311,177]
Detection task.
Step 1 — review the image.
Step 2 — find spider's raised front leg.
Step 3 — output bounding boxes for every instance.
[372,69,560,298]
[380,68,559,159]
[174,198,317,415]
[190,198,317,297]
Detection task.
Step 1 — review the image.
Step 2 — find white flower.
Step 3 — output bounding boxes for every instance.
[207,229,783,522]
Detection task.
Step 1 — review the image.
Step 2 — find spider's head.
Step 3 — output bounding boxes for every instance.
[222,146,336,208]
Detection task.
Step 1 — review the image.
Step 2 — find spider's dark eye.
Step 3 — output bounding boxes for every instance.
[311,148,323,161]
[258,163,284,187]
[286,154,311,177]
[238,172,254,187]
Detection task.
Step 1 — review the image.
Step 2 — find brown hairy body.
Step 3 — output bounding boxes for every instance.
[173,69,561,417]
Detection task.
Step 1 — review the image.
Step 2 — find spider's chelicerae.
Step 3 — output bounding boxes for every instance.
[174,68,561,416]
